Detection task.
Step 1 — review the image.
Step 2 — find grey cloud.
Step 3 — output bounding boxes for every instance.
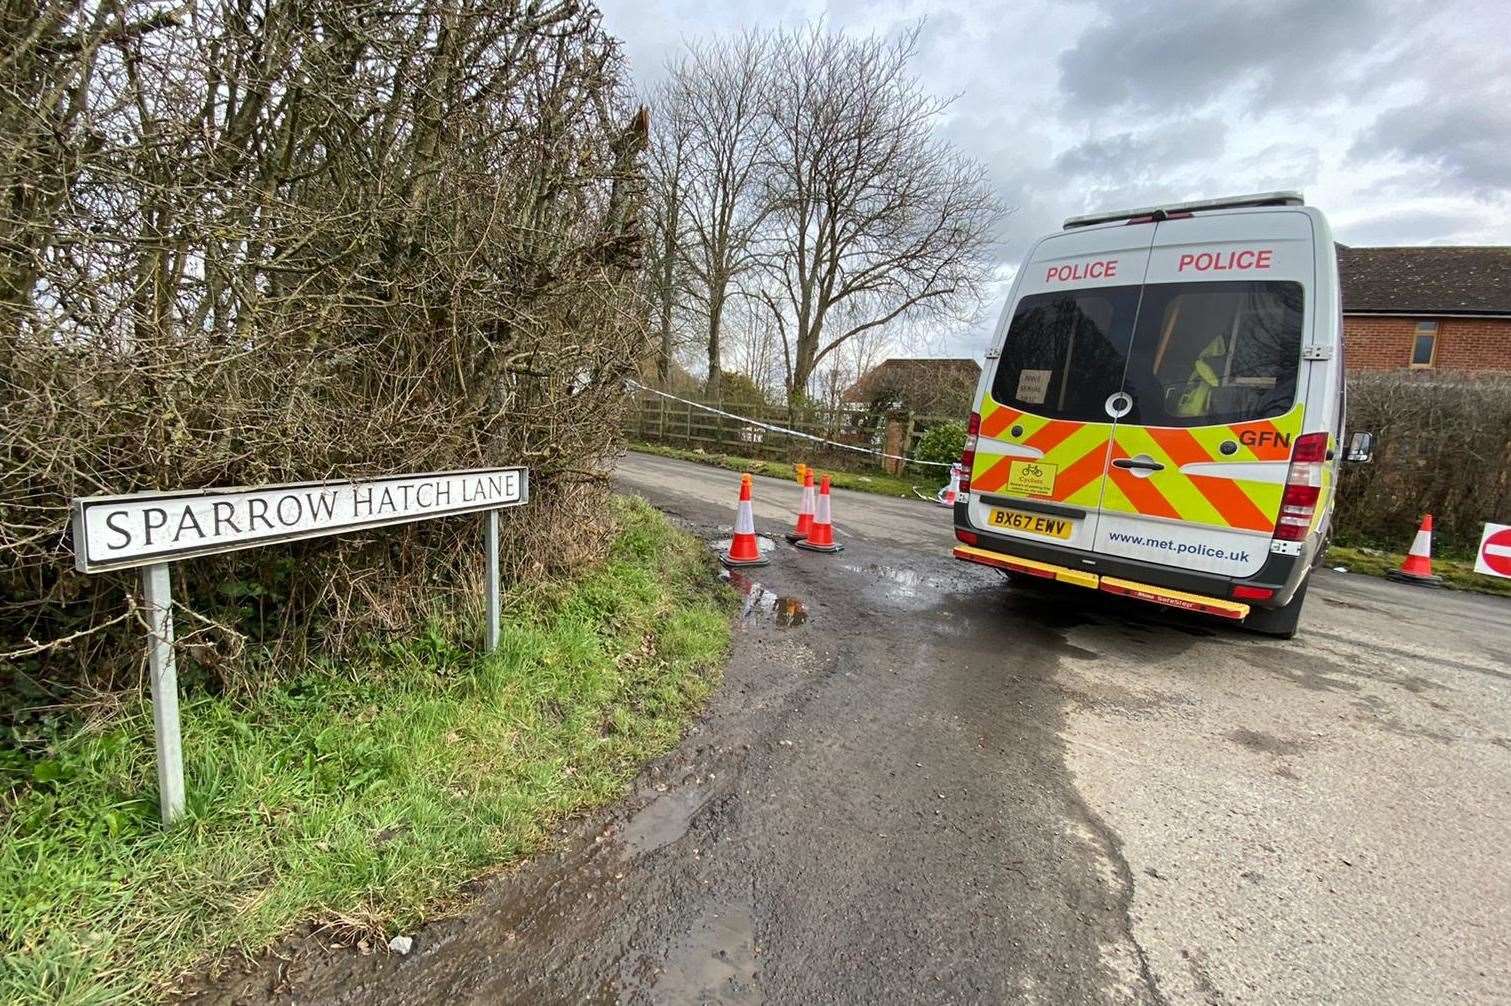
[1351,100,1511,197]
[1057,0,1396,114]
[1335,205,1502,246]
[1234,143,1322,188]
[1054,118,1228,177]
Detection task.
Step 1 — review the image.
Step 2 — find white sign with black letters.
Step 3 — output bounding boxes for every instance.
[73,468,528,573]
[71,466,530,826]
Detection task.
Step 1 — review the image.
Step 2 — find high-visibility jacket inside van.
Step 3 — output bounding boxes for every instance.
[953,192,1345,638]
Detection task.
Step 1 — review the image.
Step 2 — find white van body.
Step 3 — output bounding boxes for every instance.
[952,193,1344,637]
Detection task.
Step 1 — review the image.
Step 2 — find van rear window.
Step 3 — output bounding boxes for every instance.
[990,286,1141,422]
[1123,280,1303,427]
[992,280,1303,427]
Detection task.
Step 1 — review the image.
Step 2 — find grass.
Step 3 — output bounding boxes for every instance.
[0,496,734,1004]
[1324,545,1511,597]
[629,442,928,499]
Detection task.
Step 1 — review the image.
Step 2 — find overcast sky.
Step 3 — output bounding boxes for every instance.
[601,0,1511,359]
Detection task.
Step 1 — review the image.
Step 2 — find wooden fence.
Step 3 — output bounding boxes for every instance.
[626,394,957,473]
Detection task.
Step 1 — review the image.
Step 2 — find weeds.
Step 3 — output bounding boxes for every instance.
[1324,546,1511,598]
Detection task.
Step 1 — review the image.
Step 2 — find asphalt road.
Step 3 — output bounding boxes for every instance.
[199,451,1511,1004]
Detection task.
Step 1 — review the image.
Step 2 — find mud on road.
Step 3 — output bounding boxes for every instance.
[193,453,1511,1005]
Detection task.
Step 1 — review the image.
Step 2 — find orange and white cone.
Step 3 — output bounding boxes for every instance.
[1387,514,1443,586]
[795,475,843,553]
[936,463,962,508]
[722,473,770,568]
[785,467,816,544]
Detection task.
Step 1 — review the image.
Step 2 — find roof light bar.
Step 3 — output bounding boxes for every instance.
[1063,191,1304,230]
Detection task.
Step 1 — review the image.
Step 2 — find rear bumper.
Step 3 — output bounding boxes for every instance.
[953,501,1309,615]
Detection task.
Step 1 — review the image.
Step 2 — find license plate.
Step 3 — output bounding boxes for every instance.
[987,508,1074,540]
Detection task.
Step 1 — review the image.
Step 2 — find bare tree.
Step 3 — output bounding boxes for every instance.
[656,33,772,398]
[757,25,999,400]
[644,96,691,385]
[724,292,787,397]
[2,1,650,686]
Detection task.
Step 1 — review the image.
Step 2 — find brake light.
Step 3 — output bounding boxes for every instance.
[1274,432,1328,541]
[959,411,979,494]
[1123,211,1194,225]
[1232,584,1275,601]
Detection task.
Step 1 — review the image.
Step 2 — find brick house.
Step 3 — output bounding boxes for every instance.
[1338,246,1511,373]
[843,357,983,416]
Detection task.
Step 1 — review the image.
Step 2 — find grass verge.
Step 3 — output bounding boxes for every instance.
[1324,545,1511,598]
[629,442,926,499]
[0,496,733,1004]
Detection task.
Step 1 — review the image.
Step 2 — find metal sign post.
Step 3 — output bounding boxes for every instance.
[485,509,501,651]
[71,467,529,826]
[142,562,185,823]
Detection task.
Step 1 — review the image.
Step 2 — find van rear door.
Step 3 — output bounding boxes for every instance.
[968,223,1156,555]
[1089,210,1315,578]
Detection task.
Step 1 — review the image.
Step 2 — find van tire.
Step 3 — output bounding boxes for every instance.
[1243,580,1308,639]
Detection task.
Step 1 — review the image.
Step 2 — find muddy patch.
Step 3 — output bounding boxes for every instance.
[1226,727,1309,756]
[630,898,762,1004]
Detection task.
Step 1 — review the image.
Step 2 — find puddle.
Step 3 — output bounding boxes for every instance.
[622,787,711,855]
[719,570,808,627]
[709,532,778,556]
[840,562,966,609]
[639,900,762,1005]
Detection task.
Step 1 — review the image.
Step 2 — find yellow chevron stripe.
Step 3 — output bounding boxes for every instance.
[1098,476,1131,512]
[1108,426,1226,525]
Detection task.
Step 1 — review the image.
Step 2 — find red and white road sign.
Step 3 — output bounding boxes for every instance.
[1475,522,1511,579]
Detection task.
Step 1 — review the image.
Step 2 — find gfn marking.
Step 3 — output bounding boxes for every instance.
[1239,429,1291,449]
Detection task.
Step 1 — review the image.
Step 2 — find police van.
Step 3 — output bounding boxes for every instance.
[952,192,1373,638]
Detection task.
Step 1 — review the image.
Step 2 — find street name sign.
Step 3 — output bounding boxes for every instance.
[73,469,526,572]
[71,467,529,825]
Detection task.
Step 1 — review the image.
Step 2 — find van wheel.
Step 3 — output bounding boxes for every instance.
[1243,580,1308,639]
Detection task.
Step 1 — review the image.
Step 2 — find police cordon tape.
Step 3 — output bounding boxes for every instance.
[626,379,954,469]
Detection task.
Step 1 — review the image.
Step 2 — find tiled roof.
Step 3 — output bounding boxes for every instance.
[1338,245,1511,316]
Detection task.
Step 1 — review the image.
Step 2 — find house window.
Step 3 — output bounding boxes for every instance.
[1411,321,1438,368]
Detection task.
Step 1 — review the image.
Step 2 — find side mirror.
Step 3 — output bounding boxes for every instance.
[1345,431,1375,463]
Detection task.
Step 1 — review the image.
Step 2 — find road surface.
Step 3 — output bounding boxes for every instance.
[199,451,1511,1004]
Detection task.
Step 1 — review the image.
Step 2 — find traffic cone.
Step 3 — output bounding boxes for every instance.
[722,473,770,568]
[1386,514,1443,586]
[785,467,816,544]
[936,463,962,508]
[794,475,843,553]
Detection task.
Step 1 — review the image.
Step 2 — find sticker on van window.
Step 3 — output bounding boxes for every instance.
[1015,369,1052,405]
[1008,460,1057,496]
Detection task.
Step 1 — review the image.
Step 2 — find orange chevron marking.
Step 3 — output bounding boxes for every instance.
[1054,440,1114,501]
[1024,419,1082,455]
[1145,427,1275,531]
[980,404,1021,439]
[1189,475,1274,531]
[1145,426,1209,467]
[972,455,1016,493]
